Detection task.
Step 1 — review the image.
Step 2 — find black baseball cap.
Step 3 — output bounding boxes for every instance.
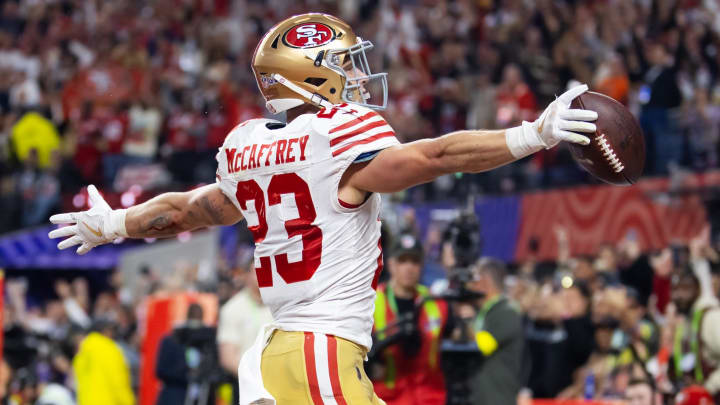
[390,234,424,262]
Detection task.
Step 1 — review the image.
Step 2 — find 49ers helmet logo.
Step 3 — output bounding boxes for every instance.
[283,23,335,48]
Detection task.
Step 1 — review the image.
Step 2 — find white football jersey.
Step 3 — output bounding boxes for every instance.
[215,103,400,349]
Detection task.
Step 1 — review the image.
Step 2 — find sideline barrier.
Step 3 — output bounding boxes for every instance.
[513,171,720,261]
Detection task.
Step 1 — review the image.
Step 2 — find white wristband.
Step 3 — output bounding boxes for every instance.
[108,209,128,238]
[505,121,545,159]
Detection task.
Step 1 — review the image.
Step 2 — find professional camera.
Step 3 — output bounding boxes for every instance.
[439,211,484,302]
[174,324,221,380]
[170,323,222,405]
[367,305,423,364]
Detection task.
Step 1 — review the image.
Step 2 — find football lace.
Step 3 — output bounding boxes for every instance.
[596,134,624,173]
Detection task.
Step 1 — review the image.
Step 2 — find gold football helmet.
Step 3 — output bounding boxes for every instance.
[252,13,388,113]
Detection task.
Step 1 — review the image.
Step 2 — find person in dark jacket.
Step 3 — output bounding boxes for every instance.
[155,304,217,405]
[155,331,189,405]
[459,258,529,404]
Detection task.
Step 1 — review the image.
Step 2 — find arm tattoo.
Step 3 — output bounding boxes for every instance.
[126,186,240,238]
[197,195,227,225]
[147,214,172,231]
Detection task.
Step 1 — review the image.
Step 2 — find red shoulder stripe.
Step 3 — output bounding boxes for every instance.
[328,111,378,134]
[329,120,389,147]
[331,131,396,157]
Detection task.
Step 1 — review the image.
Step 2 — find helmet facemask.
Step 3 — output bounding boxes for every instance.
[324,39,388,110]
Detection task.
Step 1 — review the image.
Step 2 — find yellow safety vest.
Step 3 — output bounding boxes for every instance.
[374,285,442,389]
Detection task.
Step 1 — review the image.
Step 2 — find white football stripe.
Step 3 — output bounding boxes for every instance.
[330,115,387,138]
[334,135,400,158]
[329,117,389,144]
[313,333,338,405]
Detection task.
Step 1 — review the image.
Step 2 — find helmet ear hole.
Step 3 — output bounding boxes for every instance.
[304,78,327,87]
[329,88,336,94]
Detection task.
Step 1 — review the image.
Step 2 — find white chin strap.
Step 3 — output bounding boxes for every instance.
[268,73,335,114]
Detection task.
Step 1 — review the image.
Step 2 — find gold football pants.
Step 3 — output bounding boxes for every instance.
[261,330,385,405]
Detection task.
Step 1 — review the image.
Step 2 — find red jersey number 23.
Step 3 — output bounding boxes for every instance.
[235,173,323,287]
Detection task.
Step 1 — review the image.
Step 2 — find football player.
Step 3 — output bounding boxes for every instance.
[49,13,597,405]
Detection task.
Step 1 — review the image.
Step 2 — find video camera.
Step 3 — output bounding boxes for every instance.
[172,324,222,384]
[368,309,420,363]
[438,210,484,302]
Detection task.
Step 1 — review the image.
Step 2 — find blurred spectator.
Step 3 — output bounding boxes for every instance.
[100,104,130,185]
[594,54,630,105]
[524,281,594,398]
[35,382,75,405]
[217,263,273,403]
[73,320,135,405]
[558,315,624,399]
[14,148,61,227]
[69,102,103,184]
[626,378,662,405]
[675,385,717,405]
[54,280,90,330]
[0,361,10,404]
[668,267,720,398]
[494,64,537,128]
[465,71,496,130]
[638,42,683,174]
[618,288,659,366]
[552,5,598,86]
[124,96,162,163]
[682,88,720,171]
[10,110,60,169]
[162,95,205,183]
[370,235,449,405]
[461,258,527,405]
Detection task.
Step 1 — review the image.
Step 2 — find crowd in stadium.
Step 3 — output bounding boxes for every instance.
[3,0,720,230]
[1,0,720,404]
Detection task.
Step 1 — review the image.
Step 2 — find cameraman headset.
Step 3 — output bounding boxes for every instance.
[370,234,450,405]
[457,257,528,405]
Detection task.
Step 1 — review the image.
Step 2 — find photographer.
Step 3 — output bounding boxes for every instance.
[370,235,450,405]
[156,303,218,405]
[457,257,526,405]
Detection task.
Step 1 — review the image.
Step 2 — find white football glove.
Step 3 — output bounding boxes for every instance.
[48,185,127,255]
[505,84,598,158]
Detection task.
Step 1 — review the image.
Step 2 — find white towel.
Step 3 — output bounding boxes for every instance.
[238,323,278,405]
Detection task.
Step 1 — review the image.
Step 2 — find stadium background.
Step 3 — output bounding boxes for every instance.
[1,0,720,404]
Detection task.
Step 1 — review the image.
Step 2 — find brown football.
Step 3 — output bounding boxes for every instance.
[569,91,645,185]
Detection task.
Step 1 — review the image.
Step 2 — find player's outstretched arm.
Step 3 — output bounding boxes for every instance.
[49,184,242,254]
[344,84,597,194]
[124,184,242,237]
